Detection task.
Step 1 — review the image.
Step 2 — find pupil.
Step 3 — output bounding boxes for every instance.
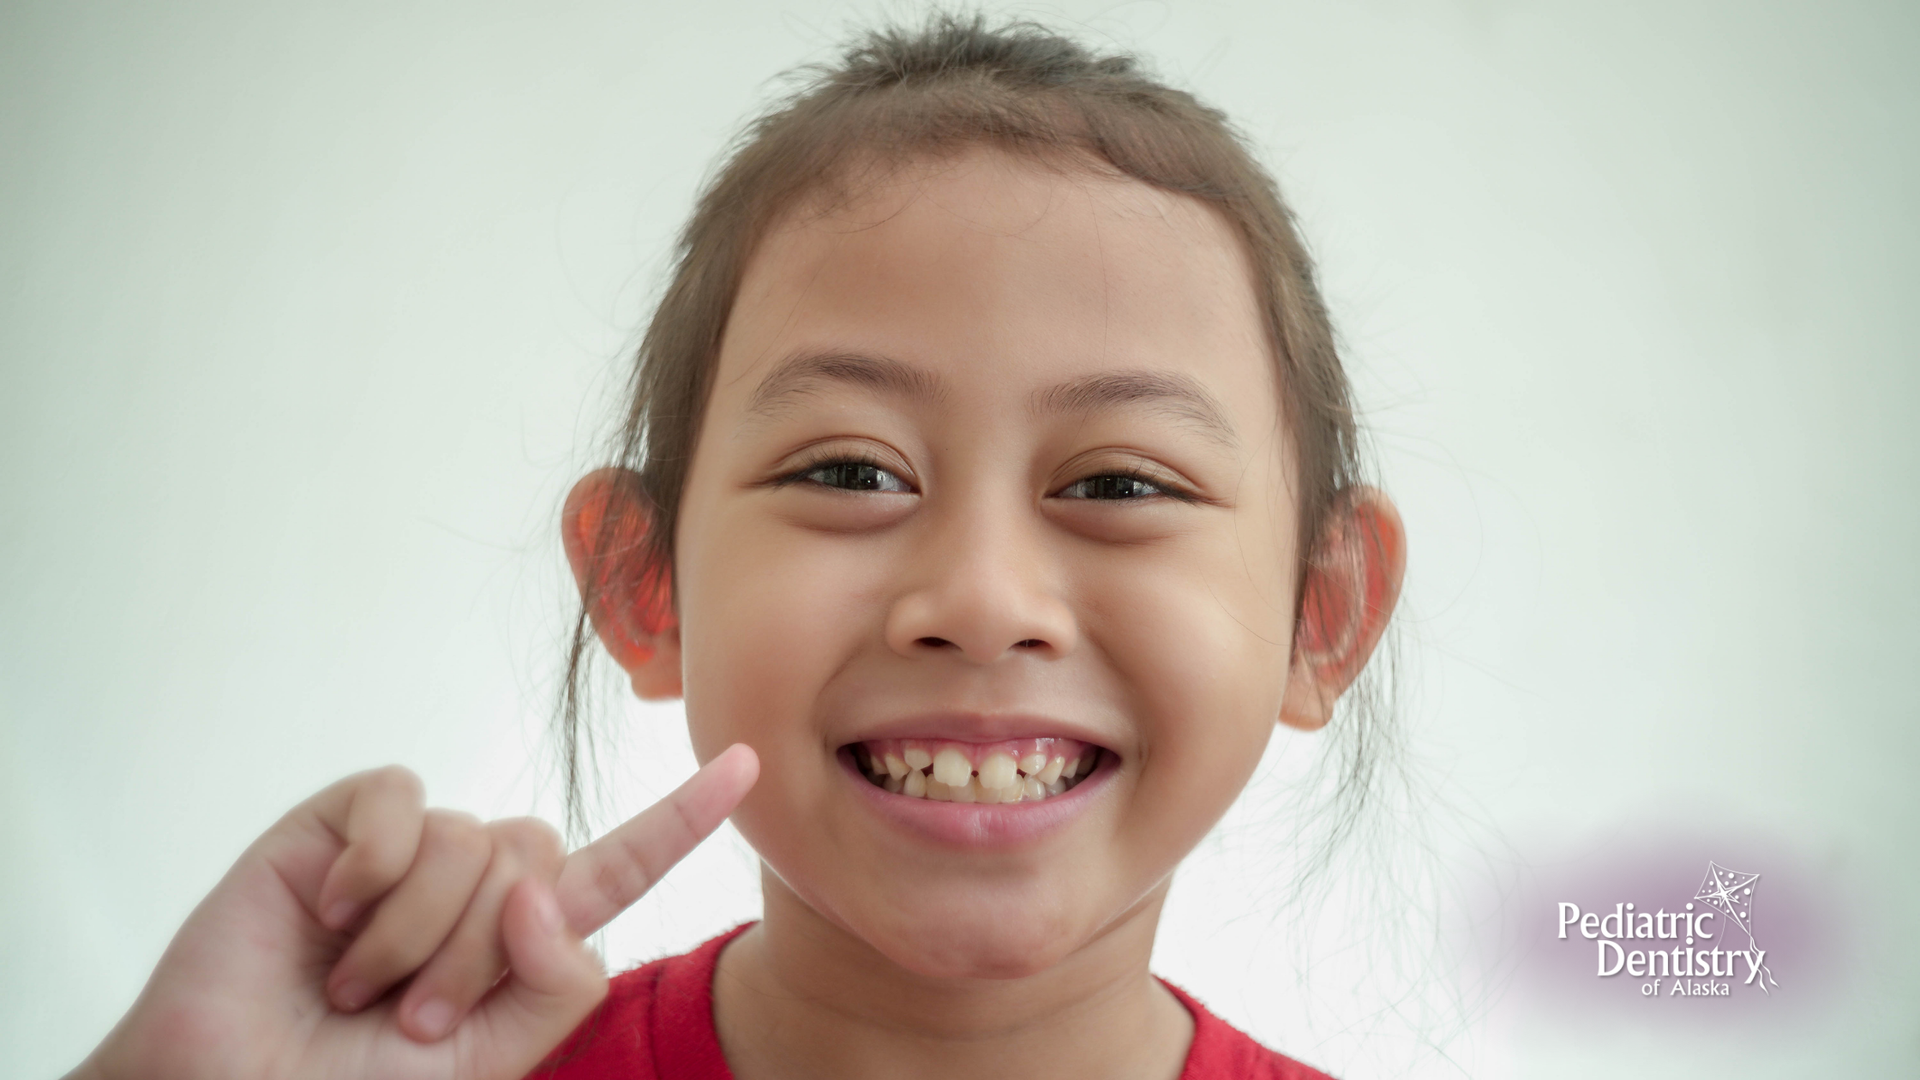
[1094,476,1142,498]
[826,463,881,489]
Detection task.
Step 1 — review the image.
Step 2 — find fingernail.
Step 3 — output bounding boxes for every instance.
[323,900,359,929]
[413,997,455,1039]
[333,979,370,1011]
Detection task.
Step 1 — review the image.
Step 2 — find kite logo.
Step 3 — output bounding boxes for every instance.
[1555,861,1780,999]
[1692,861,1778,993]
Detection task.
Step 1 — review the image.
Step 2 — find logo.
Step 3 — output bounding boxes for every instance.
[1555,861,1780,999]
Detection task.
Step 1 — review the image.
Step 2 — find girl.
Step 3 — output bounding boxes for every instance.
[68,15,1405,1080]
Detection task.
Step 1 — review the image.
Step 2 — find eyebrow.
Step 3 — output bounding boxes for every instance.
[744,349,1239,448]
[1033,370,1240,449]
[745,350,945,419]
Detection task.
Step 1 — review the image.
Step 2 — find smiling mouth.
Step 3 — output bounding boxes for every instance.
[850,738,1104,803]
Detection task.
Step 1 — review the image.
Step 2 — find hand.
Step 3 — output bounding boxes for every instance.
[69,745,760,1080]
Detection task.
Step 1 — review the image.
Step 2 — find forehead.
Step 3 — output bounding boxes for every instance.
[715,148,1275,415]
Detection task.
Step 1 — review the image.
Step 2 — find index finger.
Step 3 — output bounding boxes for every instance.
[554,743,759,935]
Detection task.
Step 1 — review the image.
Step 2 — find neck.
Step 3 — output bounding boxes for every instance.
[712,868,1193,1080]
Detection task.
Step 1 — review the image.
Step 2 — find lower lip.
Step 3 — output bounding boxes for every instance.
[837,746,1114,848]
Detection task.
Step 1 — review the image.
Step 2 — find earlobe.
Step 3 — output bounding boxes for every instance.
[1279,489,1406,732]
[626,625,683,700]
[562,468,683,700]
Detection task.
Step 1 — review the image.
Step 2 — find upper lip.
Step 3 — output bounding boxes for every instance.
[839,712,1118,753]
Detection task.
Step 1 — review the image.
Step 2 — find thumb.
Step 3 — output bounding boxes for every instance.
[457,877,607,1079]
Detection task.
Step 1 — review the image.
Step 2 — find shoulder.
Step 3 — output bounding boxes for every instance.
[1162,979,1339,1080]
[528,924,751,1080]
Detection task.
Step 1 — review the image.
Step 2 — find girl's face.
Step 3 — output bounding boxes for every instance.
[673,149,1303,979]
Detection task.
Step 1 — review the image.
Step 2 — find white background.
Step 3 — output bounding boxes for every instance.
[4,2,1915,1077]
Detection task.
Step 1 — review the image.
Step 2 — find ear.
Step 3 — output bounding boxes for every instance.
[562,467,682,700]
[1279,488,1406,732]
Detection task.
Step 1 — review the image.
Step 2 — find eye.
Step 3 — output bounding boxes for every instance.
[1057,474,1170,500]
[791,458,914,494]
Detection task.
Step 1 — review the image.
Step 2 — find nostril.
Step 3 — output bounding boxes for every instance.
[1015,639,1044,649]
[917,636,953,649]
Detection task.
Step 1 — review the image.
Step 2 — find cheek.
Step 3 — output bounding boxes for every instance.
[676,507,879,750]
[1126,588,1289,756]
[1083,536,1293,837]
[1086,521,1294,712]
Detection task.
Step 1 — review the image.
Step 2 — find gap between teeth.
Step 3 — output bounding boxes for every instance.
[862,746,1095,803]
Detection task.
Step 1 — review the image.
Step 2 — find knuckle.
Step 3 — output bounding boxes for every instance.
[490,817,565,870]
[593,851,648,909]
[363,764,425,803]
[347,839,414,890]
[424,809,490,863]
[618,826,668,883]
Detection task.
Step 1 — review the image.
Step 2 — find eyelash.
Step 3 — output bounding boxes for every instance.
[775,453,915,494]
[1056,472,1182,501]
[774,454,1195,503]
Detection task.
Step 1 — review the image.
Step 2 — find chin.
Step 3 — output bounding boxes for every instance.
[844,881,1092,981]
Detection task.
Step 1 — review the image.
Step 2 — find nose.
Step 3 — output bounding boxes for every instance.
[883,496,1079,664]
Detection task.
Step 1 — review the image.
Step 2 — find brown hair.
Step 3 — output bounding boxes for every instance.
[558,12,1395,848]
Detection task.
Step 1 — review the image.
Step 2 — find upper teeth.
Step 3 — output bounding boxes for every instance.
[931,747,972,787]
[977,752,1017,790]
[857,738,1100,804]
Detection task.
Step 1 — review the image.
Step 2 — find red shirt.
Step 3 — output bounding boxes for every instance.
[533,924,1335,1079]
